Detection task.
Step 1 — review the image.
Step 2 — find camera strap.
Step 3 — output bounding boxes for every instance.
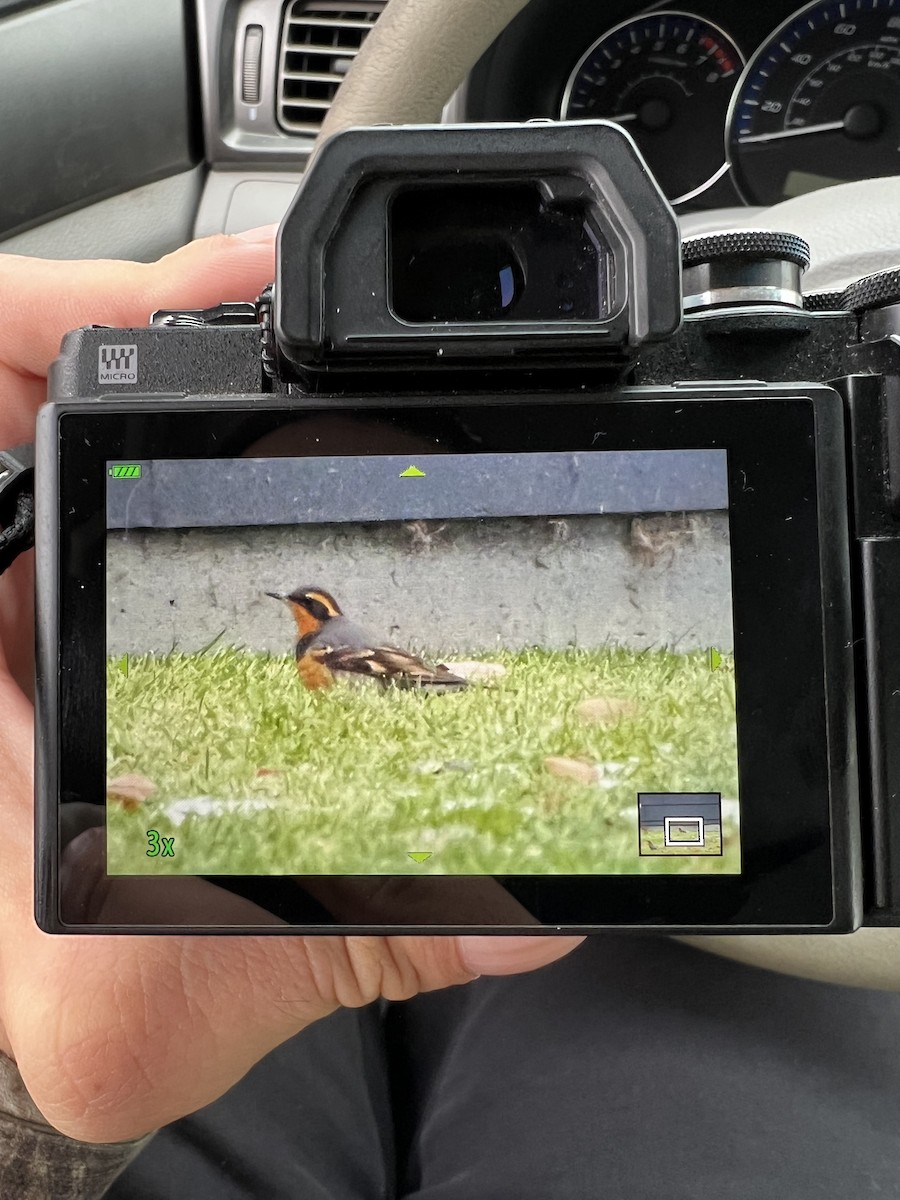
[0,444,34,575]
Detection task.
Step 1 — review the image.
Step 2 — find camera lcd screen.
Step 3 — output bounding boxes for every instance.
[41,391,853,931]
[104,449,741,879]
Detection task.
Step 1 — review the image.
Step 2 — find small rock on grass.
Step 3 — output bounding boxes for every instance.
[107,772,156,812]
[415,759,475,775]
[576,696,640,726]
[441,660,507,684]
[544,756,602,785]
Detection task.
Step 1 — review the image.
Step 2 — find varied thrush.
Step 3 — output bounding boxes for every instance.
[266,586,468,691]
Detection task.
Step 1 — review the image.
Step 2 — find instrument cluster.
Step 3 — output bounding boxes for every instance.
[468,0,897,208]
[554,0,900,208]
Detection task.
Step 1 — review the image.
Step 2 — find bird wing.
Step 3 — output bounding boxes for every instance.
[309,644,468,690]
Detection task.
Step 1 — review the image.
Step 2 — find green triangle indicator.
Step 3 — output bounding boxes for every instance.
[708,647,722,672]
[116,655,129,676]
[408,852,432,863]
[400,465,426,478]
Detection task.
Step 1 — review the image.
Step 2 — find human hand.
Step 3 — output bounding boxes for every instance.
[0,230,583,1143]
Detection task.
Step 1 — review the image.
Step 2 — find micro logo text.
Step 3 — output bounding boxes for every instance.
[98,345,138,384]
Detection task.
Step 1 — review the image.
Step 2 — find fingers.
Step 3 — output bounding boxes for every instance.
[8,931,468,1141]
[0,225,278,381]
[0,550,35,694]
[9,875,582,1142]
[11,806,585,1141]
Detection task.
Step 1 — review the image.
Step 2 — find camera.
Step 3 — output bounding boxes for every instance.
[33,120,900,935]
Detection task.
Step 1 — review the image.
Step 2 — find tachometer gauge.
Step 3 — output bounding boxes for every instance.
[561,11,744,203]
[727,0,900,205]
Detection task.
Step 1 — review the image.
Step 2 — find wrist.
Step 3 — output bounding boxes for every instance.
[0,1050,155,1199]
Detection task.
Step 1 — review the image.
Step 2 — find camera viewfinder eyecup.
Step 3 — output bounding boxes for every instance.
[273,120,682,375]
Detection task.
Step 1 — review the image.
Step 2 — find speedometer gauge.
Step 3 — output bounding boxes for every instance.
[727,0,900,205]
[561,12,744,203]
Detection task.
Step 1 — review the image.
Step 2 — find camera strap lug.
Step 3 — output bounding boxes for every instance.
[0,442,34,575]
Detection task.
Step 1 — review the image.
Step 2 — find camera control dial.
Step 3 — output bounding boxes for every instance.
[842,267,900,339]
[681,231,811,312]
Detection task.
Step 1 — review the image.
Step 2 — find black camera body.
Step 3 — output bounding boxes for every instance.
[34,121,900,935]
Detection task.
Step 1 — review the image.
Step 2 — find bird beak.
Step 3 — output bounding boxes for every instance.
[265,591,289,603]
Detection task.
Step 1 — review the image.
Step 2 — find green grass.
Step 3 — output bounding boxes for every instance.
[106,646,741,876]
[639,824,723,857]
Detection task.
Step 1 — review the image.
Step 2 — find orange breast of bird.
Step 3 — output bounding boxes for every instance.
[296,652,335,690]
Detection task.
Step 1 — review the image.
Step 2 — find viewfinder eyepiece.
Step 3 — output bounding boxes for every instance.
[274,120,681,372]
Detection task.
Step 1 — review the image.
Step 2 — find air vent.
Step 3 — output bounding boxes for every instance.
[278,0,385,135]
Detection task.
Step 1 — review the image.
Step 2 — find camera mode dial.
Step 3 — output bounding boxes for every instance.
[841,267,900,341]
[681,231,810,313]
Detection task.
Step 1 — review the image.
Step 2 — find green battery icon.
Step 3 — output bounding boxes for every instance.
[108,464,142,479]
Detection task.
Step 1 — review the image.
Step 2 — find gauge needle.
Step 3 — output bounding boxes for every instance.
[648,55,688,67]
[737,120,846,144]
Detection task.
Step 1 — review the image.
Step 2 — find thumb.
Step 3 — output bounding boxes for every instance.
[457,935,586,976]
[0,225,278,381]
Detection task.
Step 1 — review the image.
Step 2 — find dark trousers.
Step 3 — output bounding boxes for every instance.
[109,936,900,1198]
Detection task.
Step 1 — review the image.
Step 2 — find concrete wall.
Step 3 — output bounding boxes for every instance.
[107,512,733,657]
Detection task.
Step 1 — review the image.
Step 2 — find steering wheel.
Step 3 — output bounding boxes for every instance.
[318,0,900,293]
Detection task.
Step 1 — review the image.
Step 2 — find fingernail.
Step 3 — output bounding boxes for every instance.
[457,935,585,977]
[233,224,279,244]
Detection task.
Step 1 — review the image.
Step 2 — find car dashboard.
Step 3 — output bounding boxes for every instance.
[0,0,897,259]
